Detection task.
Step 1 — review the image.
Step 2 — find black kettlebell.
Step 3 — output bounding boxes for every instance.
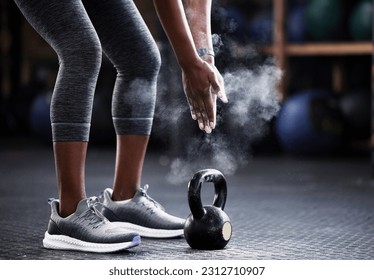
[184,169,232,250]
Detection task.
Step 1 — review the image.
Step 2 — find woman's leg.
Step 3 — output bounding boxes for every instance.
[53,142,88,217]
[83,0,185,238]
[83,0,161,200]
[14,0,102,217]
[112,135,149,200]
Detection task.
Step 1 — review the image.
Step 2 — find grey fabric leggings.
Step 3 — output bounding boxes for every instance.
[14,0,161,141]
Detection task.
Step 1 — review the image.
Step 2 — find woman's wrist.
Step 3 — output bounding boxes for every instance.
[175,44,215,70]
[197,48,215,64]
[197,48,215,58]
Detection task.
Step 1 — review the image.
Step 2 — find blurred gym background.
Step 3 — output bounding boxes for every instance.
[0,0,373,159]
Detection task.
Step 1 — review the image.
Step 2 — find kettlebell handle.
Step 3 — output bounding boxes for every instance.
[188,169,227,220]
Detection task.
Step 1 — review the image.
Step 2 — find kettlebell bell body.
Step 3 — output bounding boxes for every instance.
[184,169,232,250]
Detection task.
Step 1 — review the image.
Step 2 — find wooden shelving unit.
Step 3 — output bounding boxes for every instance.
[263,42,373,56]
[267,0,373,100]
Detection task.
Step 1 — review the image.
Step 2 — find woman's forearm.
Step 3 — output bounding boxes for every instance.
[153,0,200,69]
[183,0,213,50]
[153,0,226,132]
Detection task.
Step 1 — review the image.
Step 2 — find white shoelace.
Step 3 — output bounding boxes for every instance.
[139,184,165,211]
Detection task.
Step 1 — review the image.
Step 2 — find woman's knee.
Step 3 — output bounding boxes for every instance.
[58,34,103,76]
[116,41,161,81]
[142,44,161,78]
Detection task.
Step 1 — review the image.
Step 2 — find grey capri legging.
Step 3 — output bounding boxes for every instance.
[14,0,161,141]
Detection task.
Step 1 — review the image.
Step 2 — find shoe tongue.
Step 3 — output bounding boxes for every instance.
[135,187,151,202]
[136,187,165,211]
[75,198,91,214]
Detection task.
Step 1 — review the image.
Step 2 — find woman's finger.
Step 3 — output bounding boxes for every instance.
[209,68,228,103]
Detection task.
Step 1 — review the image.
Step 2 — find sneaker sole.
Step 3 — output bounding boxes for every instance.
[43,232,141,253]
[113,222,184,239]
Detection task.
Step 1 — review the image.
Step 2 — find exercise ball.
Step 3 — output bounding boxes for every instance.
[29,91,52,142]
[248,9,273,44]
[218,6,249,43]
[349,0,373,41]
[287,3,307,43]
[306,0,342,41]
[339,90,371,139]
[275,90,343,156]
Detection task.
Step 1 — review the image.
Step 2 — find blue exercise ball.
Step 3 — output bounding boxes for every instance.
[218,6,249,43]
[248,9,273,44]
[287,3,307,42]
[275,90,343,156]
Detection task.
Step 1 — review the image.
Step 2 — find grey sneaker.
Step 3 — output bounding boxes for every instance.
[43,197,141,253]
[101,185,185,238]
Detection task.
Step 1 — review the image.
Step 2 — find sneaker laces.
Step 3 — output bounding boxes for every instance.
[81,197,108,228]
[48,197,108,229]
[139,184,165,211]
[87,197,107,218]
[48,197,57,205]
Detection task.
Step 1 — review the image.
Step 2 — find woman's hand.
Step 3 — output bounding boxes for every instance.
[182,59,227,133]
[153,0,227,133]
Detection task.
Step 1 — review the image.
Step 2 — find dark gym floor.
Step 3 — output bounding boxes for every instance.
[0,138,373,260]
